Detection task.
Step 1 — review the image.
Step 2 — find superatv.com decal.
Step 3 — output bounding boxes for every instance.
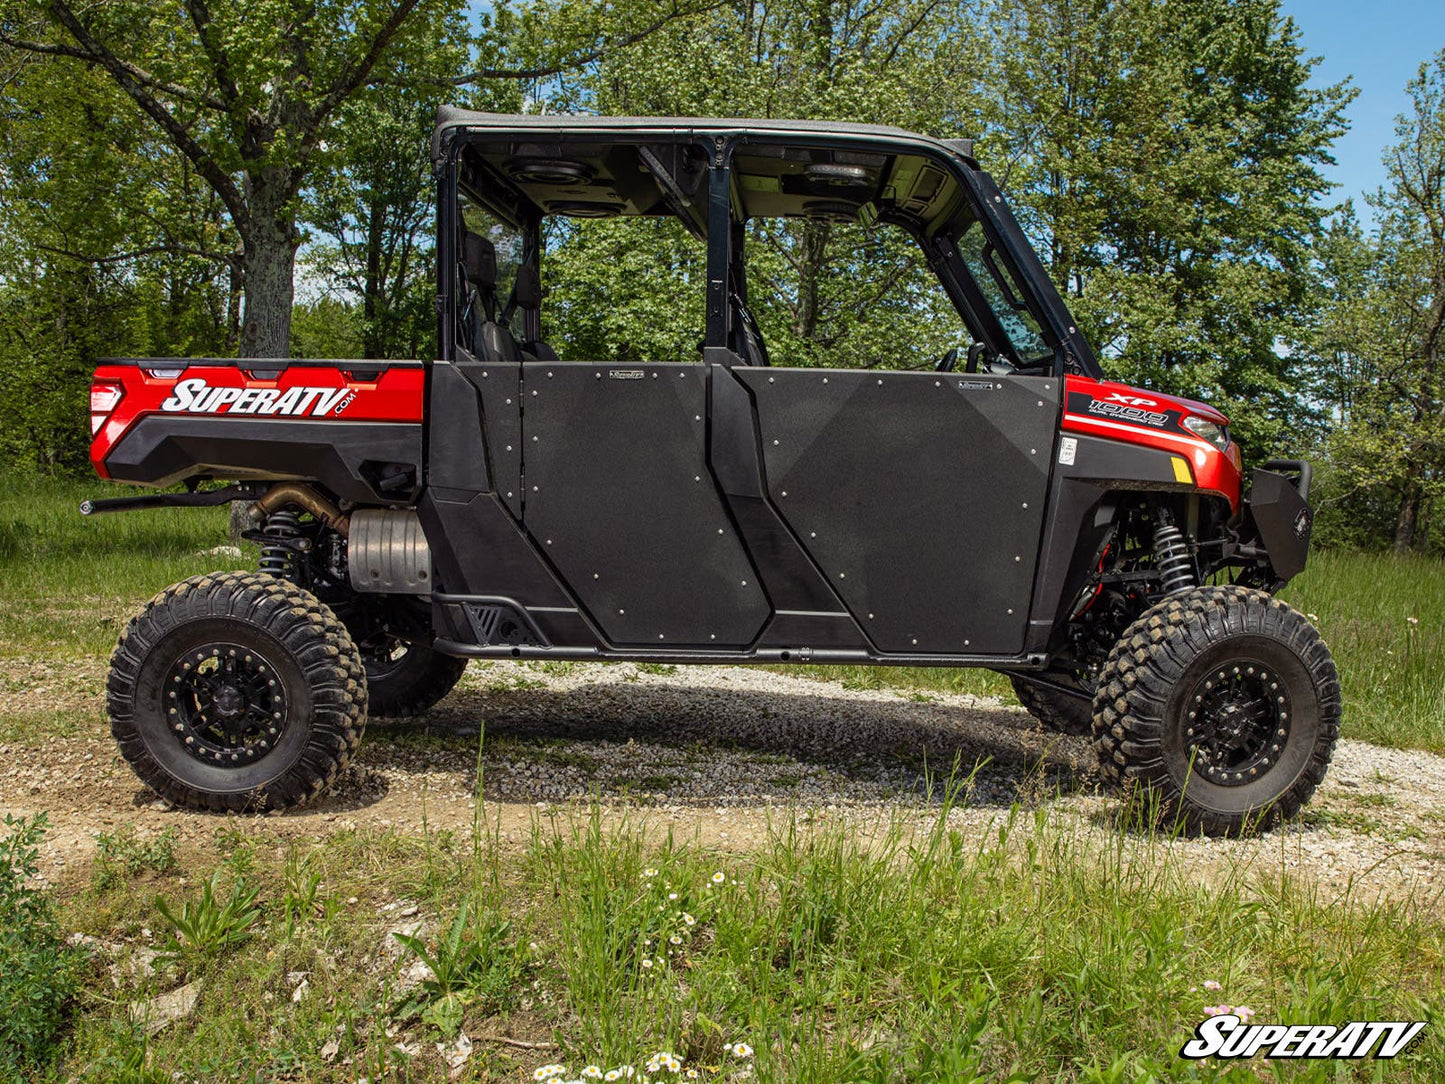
[1181,1014,1425,1060]
[160,378,354,417]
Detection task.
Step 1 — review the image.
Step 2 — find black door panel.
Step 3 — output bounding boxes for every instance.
[735,369,1059,654]
[521,363,771,647]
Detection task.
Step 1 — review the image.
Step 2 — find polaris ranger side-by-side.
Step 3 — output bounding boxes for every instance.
[85,109,1337,834]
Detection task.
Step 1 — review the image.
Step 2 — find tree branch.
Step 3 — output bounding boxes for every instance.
[0,30,229,110]
[183,0,242,111]
[315,0,425,123]
[33,240,237,267]
[382,1,721,87]
[41,1,248,229]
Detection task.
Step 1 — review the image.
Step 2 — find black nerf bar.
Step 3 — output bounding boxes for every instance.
[79,484,260,516]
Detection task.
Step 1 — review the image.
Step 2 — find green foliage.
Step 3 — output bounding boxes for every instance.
[1306,48,1445,554]
[390,898,526,1037]
[92,827,179,892]
[0,814,83,1078]
[155,871,262,969]
[979,0,1352,457]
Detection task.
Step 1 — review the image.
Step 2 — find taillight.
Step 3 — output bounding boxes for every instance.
[90,382,124,436]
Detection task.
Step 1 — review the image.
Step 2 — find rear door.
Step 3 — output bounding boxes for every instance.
[517,361,771,647]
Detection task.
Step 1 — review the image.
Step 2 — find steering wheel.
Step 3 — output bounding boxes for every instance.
[934,347,959,373]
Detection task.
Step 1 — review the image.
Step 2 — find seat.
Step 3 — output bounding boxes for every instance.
[729,293,770,367]
[512,265,557,361]
[459,231,522,363]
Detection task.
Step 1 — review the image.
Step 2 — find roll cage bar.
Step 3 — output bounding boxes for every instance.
[432,112,1102,379]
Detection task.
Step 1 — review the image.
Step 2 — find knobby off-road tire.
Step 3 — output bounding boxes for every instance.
[360,638,467,717]
[108,572,368,812]
[1092,585,1340,836]
[1010,676,1095,735]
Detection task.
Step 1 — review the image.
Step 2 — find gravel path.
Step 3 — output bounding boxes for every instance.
[3,658,1443,904]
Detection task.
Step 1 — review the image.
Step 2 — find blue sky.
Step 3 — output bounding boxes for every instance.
[1280,0,1445,211]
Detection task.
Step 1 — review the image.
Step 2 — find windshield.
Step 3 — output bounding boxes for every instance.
[950,221,1053,367]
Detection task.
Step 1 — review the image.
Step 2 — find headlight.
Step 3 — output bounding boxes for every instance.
[1183,415,1229,451]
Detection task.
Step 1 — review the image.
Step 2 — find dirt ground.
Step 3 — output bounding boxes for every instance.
[4,656,1444,904]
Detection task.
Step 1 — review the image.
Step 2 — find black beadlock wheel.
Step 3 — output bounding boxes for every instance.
[1091,585,1340,836]
[356,636,468,717]
[1010,676,1095,735]
[108,572,368,812]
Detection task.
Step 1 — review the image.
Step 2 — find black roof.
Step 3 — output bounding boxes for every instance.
[430,106,975,171]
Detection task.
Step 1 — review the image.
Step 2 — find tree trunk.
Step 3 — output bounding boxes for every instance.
[363,197,385,359]
[1394,486,1422,553]
[238,170,299,359]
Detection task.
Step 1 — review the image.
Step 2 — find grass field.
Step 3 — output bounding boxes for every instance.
[1,798,1437,1083]
[1,477,1441,751]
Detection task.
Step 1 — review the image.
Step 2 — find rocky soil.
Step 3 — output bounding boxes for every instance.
[3,657,1443,903]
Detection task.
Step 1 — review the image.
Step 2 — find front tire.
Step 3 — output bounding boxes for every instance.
[108,572,367,812]
[1092,585,1340,836]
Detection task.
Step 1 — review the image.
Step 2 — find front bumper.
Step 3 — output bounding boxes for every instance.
[1241,459,1313,583]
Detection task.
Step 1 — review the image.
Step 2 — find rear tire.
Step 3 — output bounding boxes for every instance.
[1092,585,1339,836]
[1010,676,1094,735]
[108,572,367,812]
[359,637,468,717]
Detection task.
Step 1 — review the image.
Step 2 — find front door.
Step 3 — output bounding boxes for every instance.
[732,367,1059,655]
